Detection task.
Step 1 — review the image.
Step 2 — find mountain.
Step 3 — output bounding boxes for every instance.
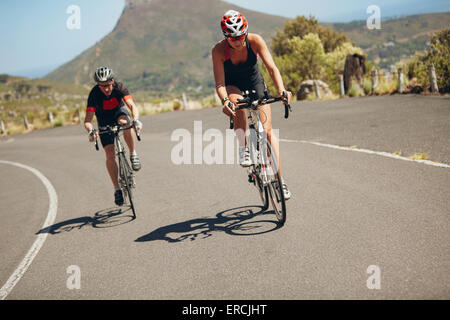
[44,0,287,97]
[45,0,449,95]
[326,12,450,68]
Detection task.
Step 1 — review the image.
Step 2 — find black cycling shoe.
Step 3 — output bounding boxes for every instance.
[130,154,141,171]
[114,189,124,206]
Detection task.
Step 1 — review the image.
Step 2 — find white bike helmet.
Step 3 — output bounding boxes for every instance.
[221,10,248,37]
[93,66,114,82]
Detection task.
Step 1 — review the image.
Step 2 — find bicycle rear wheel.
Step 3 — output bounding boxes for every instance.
[264,142,286,225]
[119,153,136,218]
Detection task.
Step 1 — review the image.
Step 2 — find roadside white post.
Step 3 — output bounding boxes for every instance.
[339,74,345,97]
[77,109,82,124]
[428,64,439,93]
[398,68,404,93]
[48,111,54,126]
[371,68,378,94]
[0,120,5,135]
[314,80,321,100]
[23,116,29,131]
[182,92,188,110]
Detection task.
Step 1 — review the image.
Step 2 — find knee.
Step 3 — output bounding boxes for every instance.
[264,125,272,137]
[117,115,129,124]
[104,148,115,162]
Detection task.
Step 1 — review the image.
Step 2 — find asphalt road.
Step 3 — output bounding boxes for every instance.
[0,95,449,300]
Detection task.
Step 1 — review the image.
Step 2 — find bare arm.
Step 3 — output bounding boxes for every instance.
[212,43,228,101]
[212,43,236,116]
[84,110,98,141]
[124,97,139,120]
[84,110,95,133]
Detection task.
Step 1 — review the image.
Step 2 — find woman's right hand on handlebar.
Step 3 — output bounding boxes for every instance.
[222,101,236,117]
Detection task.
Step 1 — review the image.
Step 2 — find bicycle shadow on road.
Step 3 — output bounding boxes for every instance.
[135,205,282,243]
[36,207,135,235]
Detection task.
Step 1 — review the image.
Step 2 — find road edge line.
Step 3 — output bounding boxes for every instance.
[0,160,58,300]
[279,139,450,168]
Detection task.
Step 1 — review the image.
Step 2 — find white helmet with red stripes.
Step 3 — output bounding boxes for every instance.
[220,10,248,37]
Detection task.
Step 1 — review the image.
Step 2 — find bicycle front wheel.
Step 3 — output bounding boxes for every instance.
[252,165,269,210]
[264,142,286,225]
[119,153,136,218]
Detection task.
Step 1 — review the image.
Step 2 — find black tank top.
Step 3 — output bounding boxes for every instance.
[223,37,265,89]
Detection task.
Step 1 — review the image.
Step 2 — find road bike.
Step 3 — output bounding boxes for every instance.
[93,122,141,218]
[230,91,291,225]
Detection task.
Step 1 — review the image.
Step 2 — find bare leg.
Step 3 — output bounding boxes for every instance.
[104,144,119,189]
[226,86,247,147]
[118,115,135,153]
[259,104,283,177]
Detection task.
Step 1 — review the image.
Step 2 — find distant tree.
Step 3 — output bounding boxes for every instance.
[271,16,348,55]
[290,33,326,80]
[262,33,326,94]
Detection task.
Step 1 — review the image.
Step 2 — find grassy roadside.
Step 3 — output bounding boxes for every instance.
[0,93,219,136]
[0,74,221,136]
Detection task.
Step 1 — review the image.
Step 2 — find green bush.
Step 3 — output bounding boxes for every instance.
[264,16,365,96]
[271,16,348,55]
[262,33,326,95]
[54,117,65,127]
[406,29,449,93]
[323,42,364,93]
[173,100,182,111]
[348,81,363,97]
[363,79,372,95]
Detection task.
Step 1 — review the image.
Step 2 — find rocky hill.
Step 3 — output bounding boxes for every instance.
[45,0,449,95]
[45,0,287,97]
[326,12,450,68]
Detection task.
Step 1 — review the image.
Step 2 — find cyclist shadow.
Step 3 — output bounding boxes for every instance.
[36,207,135,235]
[135,205,282,243]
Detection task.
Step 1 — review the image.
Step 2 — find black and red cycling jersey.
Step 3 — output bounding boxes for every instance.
[86,81,133,126]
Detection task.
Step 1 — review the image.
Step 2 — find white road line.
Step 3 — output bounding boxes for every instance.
[0,160,58,300]
[279,139,450,168]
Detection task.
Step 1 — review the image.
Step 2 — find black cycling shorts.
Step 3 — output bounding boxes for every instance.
[99,106,130,147]
[226,77,268,100]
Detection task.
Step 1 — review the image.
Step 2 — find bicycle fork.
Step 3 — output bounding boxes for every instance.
[247,119,271,186]
[116,139,136,189]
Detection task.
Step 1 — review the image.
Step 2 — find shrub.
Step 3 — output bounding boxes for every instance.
[173,100,182,111]
[406,29,449,93]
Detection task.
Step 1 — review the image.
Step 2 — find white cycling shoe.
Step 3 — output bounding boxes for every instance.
[239,146,252,167]
[281,179,291,200]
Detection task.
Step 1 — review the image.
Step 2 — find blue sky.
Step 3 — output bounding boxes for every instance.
[0,0,125,78]
[1,0,448,78]
[230,0,450,21]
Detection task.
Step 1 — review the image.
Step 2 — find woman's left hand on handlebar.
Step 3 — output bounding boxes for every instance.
[281,90,292,105]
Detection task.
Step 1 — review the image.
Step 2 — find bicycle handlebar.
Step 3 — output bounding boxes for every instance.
[92,122,141,151]
[229,92,292,129]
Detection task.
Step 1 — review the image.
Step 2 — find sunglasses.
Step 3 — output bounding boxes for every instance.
[227,34,246,41]
[98,82,113,88]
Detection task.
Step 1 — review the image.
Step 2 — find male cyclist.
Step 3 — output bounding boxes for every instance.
[84,66,143,206]
[211,10,292,199]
